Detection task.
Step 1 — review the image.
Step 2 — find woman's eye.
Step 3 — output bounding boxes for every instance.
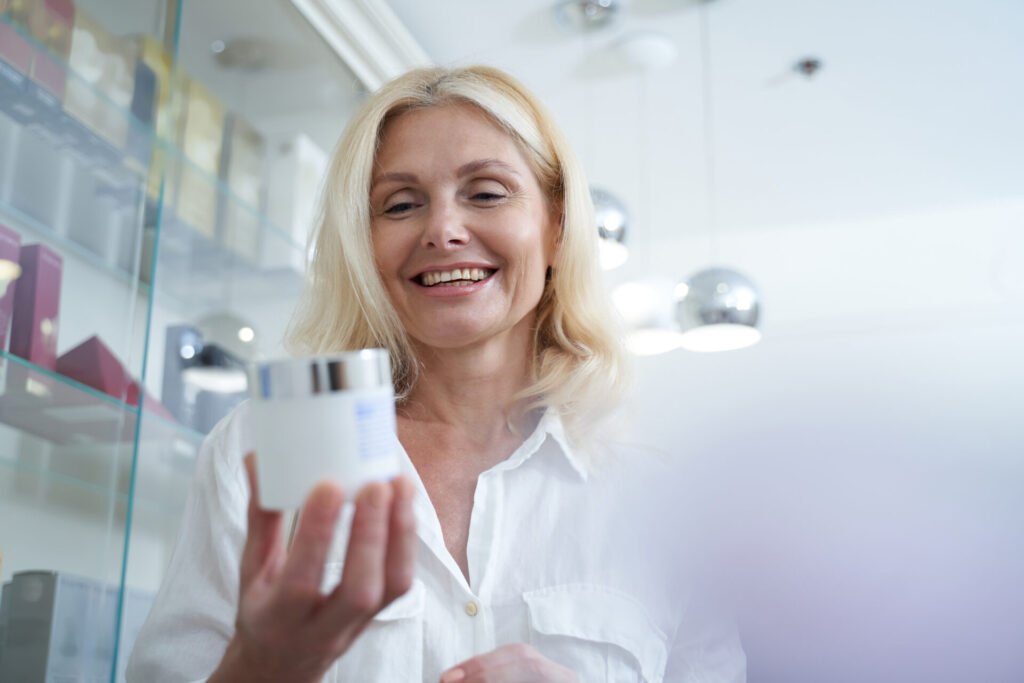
[384,201,416,215]
[472,191,505,202]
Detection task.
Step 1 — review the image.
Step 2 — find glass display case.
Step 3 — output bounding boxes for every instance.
[0,0,421,678]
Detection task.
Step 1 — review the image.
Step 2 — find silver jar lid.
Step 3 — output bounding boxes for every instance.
[248,349,392,400]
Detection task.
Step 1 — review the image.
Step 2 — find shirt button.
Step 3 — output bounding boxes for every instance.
[464,600,479,617]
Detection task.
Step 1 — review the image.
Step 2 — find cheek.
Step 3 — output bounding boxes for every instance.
[505,236,550,300]
[371,230,402,278]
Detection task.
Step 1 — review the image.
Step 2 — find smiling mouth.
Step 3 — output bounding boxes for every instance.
[417,267,496,287]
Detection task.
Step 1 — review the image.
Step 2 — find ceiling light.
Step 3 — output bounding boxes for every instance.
[591,187,629,270]
[554,0,622,33]
[613,279,685,356]
[182,366,248,394]
[181,343,248,394]
[197,312,259,361]
[617,31,678,70]
[676,267,762,352]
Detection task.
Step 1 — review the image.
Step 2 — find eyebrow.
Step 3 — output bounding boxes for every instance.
[456,158,521,178]
[370,158,521,191]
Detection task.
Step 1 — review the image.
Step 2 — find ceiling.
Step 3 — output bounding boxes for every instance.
[383,0,1024,300]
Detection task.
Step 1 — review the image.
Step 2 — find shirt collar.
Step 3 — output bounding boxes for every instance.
[488,408,589,482]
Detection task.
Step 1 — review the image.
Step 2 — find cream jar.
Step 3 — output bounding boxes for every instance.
[247,349,398,510]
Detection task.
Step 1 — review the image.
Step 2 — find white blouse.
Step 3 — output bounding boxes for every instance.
[126,401,745,682]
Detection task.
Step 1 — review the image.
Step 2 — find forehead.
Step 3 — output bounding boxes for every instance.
[375,103,530,170]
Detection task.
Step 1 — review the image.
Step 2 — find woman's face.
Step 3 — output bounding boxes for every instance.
[370,104,558,353]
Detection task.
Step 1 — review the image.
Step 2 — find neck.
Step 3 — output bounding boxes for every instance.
[400,323,537,442]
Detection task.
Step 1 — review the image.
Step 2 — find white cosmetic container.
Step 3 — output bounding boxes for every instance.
[247,349,398,510]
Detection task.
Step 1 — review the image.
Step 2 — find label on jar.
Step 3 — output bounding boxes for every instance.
[356,393,397,462]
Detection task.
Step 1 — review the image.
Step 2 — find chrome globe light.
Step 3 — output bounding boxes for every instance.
[676,267,762,352]
[612,279,685,356]
[591,187,629,270]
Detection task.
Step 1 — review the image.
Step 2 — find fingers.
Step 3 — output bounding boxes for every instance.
[321,481,393,628]
[440,644,530,683]
[275,481,346,609]
[383,476,417,603]
[241,453,285,591]
[441,644,575,683]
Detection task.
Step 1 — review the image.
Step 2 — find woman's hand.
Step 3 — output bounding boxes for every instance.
[209,454,417,683]
[440,644,579,683]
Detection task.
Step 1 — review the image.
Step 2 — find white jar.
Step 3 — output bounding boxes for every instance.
[247,349,398,510]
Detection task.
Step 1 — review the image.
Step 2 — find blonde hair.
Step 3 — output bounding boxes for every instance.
[285,65,628,447]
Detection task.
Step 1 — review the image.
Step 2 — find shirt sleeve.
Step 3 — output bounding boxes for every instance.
[125,403,252,683]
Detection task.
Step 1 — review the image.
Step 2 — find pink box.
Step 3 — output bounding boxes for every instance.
[10,243,62,370]
[0,223,21,350]
[56,334,132,400]
[0,20,33,74]
[56,334,175,422]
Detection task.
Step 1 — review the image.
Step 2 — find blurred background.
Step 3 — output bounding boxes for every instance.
[0,0,1020,681]
[389,3,1024,680]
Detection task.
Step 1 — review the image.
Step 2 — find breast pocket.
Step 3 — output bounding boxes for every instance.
[524,584,668,683]
[326,576,426,683]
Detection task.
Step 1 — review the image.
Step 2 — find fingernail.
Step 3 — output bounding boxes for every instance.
[440,669,465,683]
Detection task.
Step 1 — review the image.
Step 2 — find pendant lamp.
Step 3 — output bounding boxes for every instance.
[676,0,762,352]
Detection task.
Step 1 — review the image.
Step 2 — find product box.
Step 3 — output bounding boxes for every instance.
[0,18,35,122]
[22,0,73,127]
[137,35,184,203]
[64,6,136,160]
[174,75,225,239]
[0,223,22,351]
[125,56,155,174]
[161,324,244,432]
[24,0,73,60]
[0,571,154,683]
[265,133,327,271]
[9,243,61,370]
[218,113,265,261]
[55,334,131,400]
[0,580,9,673]
[55,334,175,421]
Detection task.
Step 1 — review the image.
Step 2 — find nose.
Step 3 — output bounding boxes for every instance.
[420,198,469,250]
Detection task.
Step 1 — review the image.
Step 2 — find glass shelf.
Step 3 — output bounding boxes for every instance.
[0,349,202,444]
[1,13,308,315]
[0,188,148,296]
[0,350,202,517]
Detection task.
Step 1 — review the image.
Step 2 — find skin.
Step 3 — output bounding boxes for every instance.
[211,103,577,682]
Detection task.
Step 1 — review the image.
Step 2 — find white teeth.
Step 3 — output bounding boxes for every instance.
[419,268,494,286]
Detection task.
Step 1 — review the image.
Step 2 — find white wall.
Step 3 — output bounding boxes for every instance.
[622,200,1024,682]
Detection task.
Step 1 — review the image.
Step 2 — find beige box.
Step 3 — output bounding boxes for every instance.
[219,113,265,260]
[174,76,225,238]
[137,35,184,202]
[264,133,327,272]
[64,8,136,149]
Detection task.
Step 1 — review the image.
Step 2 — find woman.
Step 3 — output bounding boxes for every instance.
[128,66,744,682]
